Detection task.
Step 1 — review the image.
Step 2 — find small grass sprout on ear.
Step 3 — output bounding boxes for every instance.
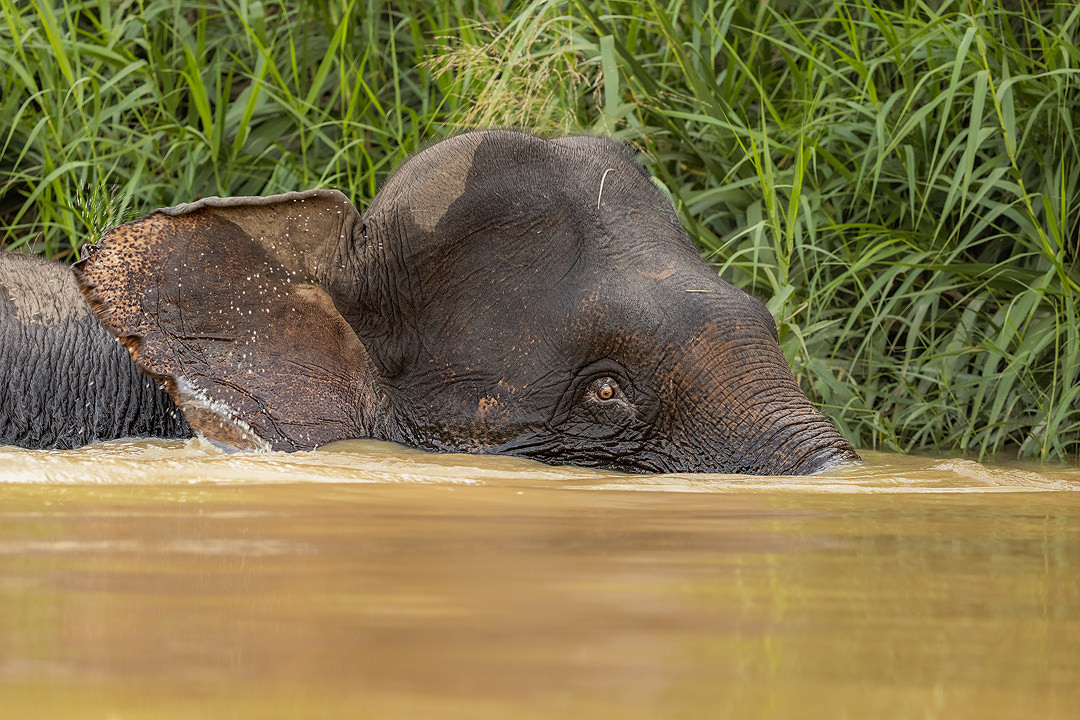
[72,184,135,251]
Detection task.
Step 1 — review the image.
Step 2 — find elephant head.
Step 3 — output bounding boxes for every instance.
[77,130,857,474]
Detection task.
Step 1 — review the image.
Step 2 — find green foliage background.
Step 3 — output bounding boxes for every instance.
[1,0,1078,460]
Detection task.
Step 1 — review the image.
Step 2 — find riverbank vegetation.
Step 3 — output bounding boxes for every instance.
[2,0,1078,461]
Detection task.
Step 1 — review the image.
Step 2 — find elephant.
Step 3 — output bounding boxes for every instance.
[0,252,191,447]
[2,130,857,474]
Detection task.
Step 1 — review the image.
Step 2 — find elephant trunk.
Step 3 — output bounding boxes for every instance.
[733,406,857,475]
[672,333,858,476]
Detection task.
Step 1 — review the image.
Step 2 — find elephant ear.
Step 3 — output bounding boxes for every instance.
[75,189,381,451]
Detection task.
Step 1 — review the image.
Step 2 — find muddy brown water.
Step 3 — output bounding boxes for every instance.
[1,439,1077,719]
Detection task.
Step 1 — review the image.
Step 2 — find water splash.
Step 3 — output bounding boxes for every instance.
[1,441,1076,492]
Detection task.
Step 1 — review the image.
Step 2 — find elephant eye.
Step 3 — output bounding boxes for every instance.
[593,377,621,402]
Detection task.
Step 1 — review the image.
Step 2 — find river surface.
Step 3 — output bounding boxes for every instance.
[1,439,1077,719]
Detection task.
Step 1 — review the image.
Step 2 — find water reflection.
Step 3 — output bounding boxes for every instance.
[0,440,1078,718]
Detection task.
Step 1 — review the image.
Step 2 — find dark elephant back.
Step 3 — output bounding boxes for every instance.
[0,252,191,449]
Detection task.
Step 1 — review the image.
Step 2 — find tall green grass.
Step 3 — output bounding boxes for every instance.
[0,0,502,256]
[432,0,1080,462]
[2,0,1078,461]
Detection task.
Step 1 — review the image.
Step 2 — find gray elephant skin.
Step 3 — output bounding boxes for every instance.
[0,253,190,447]
[1,130,857,474]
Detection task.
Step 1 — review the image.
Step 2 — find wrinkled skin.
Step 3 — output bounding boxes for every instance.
[0,252,190,448]
[0,133,855,474]
[26,130,856,474]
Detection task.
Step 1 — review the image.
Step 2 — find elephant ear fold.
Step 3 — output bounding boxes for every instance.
[75,189,381,452]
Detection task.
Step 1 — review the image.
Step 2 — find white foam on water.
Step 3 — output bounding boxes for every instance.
[0,441,1077,493]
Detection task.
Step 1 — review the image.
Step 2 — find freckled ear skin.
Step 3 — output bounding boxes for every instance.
[75,189,382,451]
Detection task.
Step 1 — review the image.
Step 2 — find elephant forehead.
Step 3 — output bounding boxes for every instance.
[434,249,736,343]
[407,146,482,233]
[376,130,649,235]
[371,133,486,233]
[568,272,776,357]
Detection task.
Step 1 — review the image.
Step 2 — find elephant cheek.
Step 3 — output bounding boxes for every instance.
[384,390,524,454]
[470,395,513,447]
[476,395,502,423]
